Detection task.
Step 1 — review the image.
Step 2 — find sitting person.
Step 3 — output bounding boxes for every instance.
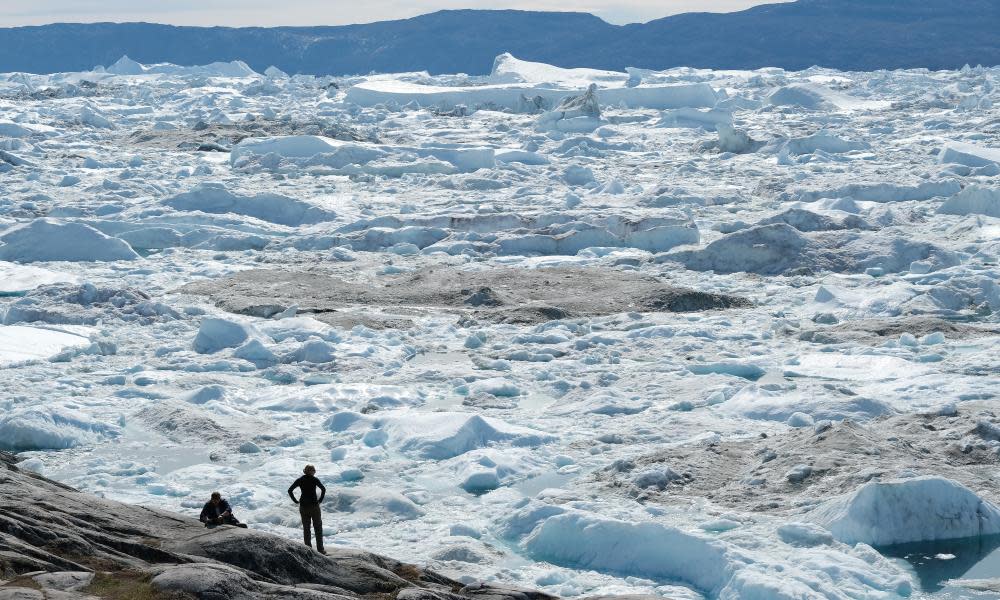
[199,492,247,528]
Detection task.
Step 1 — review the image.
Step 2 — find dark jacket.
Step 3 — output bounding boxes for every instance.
[288,474,326,505]
[200,499,232,523]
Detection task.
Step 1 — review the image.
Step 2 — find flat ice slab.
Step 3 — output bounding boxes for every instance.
[785,353,927,381]
[230,135,496,174]
[345,79,718,110]
[489,53,629,86]
[0,325,91,367]
[939,141,1000,168]
[0,262,78,295]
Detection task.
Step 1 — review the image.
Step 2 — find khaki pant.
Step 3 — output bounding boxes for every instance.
[299,503,323,550]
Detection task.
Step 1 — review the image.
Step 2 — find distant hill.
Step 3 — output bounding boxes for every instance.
[1,0,997,75]
[596,0,1000,72]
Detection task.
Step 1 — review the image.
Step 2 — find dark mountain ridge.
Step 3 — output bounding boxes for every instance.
[0,0,997,75]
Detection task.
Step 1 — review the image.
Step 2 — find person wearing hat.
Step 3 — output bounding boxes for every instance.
[288,464,327,554]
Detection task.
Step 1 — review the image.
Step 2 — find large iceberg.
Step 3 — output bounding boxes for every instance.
[0,220,139,262]
[808,477,1000,546]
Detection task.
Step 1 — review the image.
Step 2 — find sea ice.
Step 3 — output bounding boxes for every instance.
[0,219,139,262]
[164,182,338,226]
[938,186,1000,218]
[2,52,998,600]
[0,325,92,367]
[809,477,1000,545]
[0,262,78,295]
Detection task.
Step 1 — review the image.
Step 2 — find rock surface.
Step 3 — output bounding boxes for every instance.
[595,403,1000,515]
[0,451,541,600]
[179,266,751,328]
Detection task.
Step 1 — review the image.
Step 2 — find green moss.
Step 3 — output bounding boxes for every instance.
[0,574,43,591]
[83,571,192,600]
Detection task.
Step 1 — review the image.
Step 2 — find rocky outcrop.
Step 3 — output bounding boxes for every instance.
[0,451,539,600]
[179,266,750,328]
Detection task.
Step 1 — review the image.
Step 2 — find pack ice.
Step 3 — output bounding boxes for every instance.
[1,52,999,599]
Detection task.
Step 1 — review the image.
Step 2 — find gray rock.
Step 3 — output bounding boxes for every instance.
[665,223,958,276]
[151,563,260,599]
[180,266,749,328]
[31,571,93,591]
[398,588,469,600]
[786,464,814,484]
[0,589,45,600]
[151,562,358,600]
[430,545,487,564]
[580,596,663,600]
[633,467,683,490]
[165,527,409,594]
[0,451,514,600]
[459,583,558,600]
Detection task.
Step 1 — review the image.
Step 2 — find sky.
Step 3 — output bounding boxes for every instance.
[0,0,792,28]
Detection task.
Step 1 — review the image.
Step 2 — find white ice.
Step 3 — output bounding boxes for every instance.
[2,53,999,599]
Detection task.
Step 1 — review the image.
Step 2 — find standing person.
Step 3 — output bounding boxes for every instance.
[199,492,247,528]
[288,464,327,554]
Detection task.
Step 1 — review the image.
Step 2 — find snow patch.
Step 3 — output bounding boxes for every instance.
[938,186,1000,218]
[522,512,730,594]
[766,83,888,111]
[193,317,258,354]
[0,405,119,451]
[0,219,139,263]
[0,262,78,296]
[490,53,627,87]
[327,410,556,460]
[346,79,717,111]
[164,182,337,226]
[0,325,92,367]
[231,135,495,175]
[939,141,1000,169]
